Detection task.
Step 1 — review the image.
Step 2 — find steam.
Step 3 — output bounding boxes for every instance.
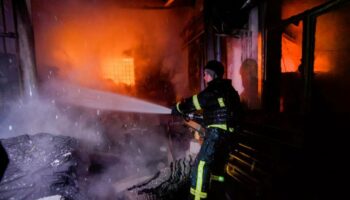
[0,95,104,146]
[0,80,175,198]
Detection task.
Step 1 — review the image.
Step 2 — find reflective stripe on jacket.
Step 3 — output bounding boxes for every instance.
[176,79,241,129]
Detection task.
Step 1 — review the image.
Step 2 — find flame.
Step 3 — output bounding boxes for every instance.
[32,1,182,91]
[281,33,301,72]
[281,32,331,73]
[102,58,135,85]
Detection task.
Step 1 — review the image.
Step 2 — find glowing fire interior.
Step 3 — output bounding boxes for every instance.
[281,32,301,72]
[32,1,186,97]
[102,58,135,85]
[281,26,332,73]
[281,1,333,74]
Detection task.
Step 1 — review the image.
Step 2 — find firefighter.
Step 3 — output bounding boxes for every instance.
[171,60,241,200]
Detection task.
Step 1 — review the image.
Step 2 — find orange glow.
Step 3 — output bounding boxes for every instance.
[314,54,331,73]
[281,34,301,72]
[281,22,303,73]
[314,12,337,73]
[102,58,135,85]
[39,9,141,89]
[281,0,331,74]
[282,0,328,20]
[281,29,331,73]
[257,32,262,97]
[32,1,189,98]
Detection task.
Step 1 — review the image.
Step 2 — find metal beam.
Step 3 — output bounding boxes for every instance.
[281,0,349,26]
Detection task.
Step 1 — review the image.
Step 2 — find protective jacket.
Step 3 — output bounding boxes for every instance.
[174,78,241,200]
[175,78,241,131]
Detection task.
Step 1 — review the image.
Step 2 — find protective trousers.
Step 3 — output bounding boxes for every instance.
[189,128,233,200]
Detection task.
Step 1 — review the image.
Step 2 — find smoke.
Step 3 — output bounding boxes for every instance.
[0,95,104,148]
[73,99,172,198]
[0,1,193,197]
[0,79,178,198]
[31,0,191,102]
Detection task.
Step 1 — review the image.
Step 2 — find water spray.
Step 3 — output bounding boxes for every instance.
[50,81,171,114]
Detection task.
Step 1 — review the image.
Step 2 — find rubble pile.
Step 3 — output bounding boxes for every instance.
[0,133,87,200]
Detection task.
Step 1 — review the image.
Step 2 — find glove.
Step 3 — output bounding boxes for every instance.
[171,105,182,116]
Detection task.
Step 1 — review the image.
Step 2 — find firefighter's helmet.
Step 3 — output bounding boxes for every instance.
[204,60,224,79]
